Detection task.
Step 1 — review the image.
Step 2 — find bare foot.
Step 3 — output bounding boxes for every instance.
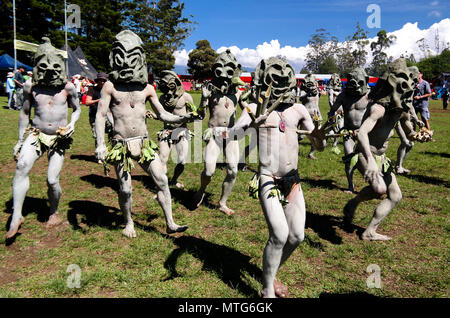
[122,224,136,238]
[308,153,317,160]
[259,290,275,298]
[219,205,235,216]
[362,231,392,241]
[274,279,288,298]
[174,182,184,189]
[344,188,355,194]
[396,167,410,175]
[6,217,24,239]
[167,224,188,234]
[45,214,62,228]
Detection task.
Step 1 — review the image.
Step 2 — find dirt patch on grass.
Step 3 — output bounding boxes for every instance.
[0,224,66,287]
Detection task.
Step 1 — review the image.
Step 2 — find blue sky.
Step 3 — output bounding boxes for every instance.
[182,0,449,51]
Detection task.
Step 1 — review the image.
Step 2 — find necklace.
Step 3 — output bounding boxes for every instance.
[129,92,135,108]
[276,110,286,133]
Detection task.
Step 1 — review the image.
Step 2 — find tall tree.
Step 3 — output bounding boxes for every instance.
[318,56,339,74]
[124,0,195,76]
[336,22,369,75]
[305,28,339,73]
[187,40,218,80]
[367,30,396,76]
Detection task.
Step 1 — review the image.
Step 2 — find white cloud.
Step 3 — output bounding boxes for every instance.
[431,1,439,6]
[428,10,441,17]
[174,18,450,72]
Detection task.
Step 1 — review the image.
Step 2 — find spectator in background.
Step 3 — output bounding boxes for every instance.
[413,71,432,130]
[72,74,82,99]
[13,66,26,110]
[85,72,113,149]
[23,71,32,82]
[6,72,15,109]
[442,87,449,110]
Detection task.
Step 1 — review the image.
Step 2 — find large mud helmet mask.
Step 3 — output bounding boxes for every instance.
[369,58,414,112]
[346,67,369,97]
[330,73,342,90]
[109,30,148,85]
[32,37,67,87]
[211,49,240,94]
[159,70,184,108]
[303,74,318,96]
[254,57,296,103]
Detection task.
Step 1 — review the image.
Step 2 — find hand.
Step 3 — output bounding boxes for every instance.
[414,96,420,100]
[364,157,383,187]
[65,123,75,138]
[95,144,107,162]
[417,120,425,128]
[202,83,212,99]
[13,141,23,160]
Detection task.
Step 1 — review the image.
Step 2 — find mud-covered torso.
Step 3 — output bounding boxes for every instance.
[160,92,192,129]
[258,103,306,177]
[357,104,402,156]
[31,85,70,135]
[207,91,240,128]
[343,93,370,131]
[109,83,149,140]
[301,93,320,117]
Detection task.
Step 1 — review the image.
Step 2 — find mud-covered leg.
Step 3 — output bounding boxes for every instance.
[259,175,289,298]
[193,137,221,208]
[115,163,135,238]
[343,186,379,229]
[7,135,41,238]
[170,137,188,188]
[219,139,239,215]
[395,125,413,174]
[141,154,187,234]
[362,173,402,241]
[274,181,306,298]
[343,137,356,193]
[158,139,171,176]
[45,148,65,228]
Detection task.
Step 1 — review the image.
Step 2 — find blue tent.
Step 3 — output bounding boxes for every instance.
[0,53,32,71]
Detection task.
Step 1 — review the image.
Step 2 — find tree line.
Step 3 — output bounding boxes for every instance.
[301,23,449,79]
[0,0,195,76]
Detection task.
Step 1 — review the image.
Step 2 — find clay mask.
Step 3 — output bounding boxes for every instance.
[346,67,369,97]
[303,74,318,96]
[32,37,67,87]
[369,58,414,112]
[329,73,342,90]
[109,30,148,85]
[211,49,239,94]
[159,70,184,108]
[254,57,296,103]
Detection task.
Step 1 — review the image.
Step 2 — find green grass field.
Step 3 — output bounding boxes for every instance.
[0,93,448,298]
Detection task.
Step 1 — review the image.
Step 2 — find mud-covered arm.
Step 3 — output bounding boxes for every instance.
[148,86,189,124]
[399,113,417,141]
[357,104,384,168]
[66,82,81,136]
[298,105,326,152]
[13,80,33,157]
[95,81,113,161]
[328,92,344,118]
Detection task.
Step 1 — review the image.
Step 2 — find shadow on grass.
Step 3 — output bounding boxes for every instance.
[4,197,50,223]
[170,188,214,211]
[305,211,343,245]
[300,178,348,191]
[3,197,50,246]
[420,151,450,159]
[400,174,449,188]
[70,154,98,163]
[80,174,119,192]
[162,235,262,297]
[67,200,123,231]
